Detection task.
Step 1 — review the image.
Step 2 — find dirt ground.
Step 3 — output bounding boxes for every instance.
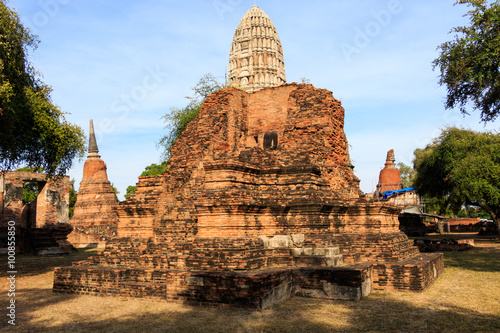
[1,237,499,333]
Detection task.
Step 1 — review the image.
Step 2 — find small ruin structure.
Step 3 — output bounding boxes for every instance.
[0,171,72,255]
[68,120,119,248]
[54,6,443,308]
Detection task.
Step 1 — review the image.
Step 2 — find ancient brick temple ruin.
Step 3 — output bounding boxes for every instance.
[54,5,443,308]
[0,171,73,255]
[68,120,119,248]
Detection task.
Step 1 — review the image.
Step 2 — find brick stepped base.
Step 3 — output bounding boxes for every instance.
[333,233,421,264]
[373,252,444,291]
[53,253,443,309]
[53,264,371,309]
[76,236,345,271]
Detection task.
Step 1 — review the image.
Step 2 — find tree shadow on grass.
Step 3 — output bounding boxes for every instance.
[1,292,499,333]
[0,287,79,332]
[0,249,98,278]
[1,246,499,332]
[262,296,500,333]
[444,246,500,272]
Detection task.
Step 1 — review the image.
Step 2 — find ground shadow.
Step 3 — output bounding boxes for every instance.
[1,292,498,333]
[0,287,78,331]
[0,249,97,278]
[444,246,500,272]
[1,246,499,332]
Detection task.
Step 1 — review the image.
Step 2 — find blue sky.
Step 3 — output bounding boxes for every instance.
[7,0,500,199]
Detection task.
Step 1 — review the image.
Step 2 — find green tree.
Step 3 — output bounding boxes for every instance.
[69,179,77,217]
[125,185,138,200]
[110,183,119,202]
[140,161,168,176]
[413,127,500,232]
[158,73,228,160]
[433,0,500,122]
[15,167,41,204]
[421,195,454,217]
[0,2,85,174]
[22,181,39,204]
[397,162,416,188]
[124,161,169,199]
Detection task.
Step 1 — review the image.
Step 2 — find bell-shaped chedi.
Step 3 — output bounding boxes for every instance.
[228,5,286,92]
[376,149,403,194]
[67,120,118,247]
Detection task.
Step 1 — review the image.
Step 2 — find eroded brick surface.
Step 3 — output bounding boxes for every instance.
[54,84,443,307]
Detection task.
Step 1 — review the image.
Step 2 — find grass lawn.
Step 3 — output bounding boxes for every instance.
[1,241,499,333]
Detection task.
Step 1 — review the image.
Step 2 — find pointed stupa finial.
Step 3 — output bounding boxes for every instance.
[88,119,100,157]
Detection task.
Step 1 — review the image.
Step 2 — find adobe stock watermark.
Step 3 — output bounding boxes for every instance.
[6,221,17,326]
[340,0,403,64]
[93,65,169,141]
[25,0,71,31]
[213,0,244,21]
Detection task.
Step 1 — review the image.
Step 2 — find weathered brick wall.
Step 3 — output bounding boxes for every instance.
[0,171,70,253]
[372,253,444,291]
[0,172,69,228]
[54,84,443,306]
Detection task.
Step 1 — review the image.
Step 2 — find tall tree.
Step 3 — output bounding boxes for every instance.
[0,1,85,174]
[413,127,500,232]
[157,73,228,160]
[433,0,500,122]
[397,162,416,189]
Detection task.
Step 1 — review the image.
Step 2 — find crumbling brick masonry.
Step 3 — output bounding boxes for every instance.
[54,84,443,308]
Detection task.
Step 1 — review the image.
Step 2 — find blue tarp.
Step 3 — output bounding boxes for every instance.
[383,187,415,200]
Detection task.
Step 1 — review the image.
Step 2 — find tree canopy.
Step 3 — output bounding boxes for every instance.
[397,162,416,189]
[413,127,500,231]
[433,0,500,122]
[0,1,85,174]
[125,161,169,199]
[157,73,227,160]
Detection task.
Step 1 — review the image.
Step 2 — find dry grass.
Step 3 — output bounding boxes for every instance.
[1,243,499,333]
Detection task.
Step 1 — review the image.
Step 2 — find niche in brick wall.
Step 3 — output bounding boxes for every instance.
[263,131,278,150]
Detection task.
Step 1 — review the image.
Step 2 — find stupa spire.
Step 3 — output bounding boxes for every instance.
[384,149,396,168]
[88,119,100,157]
[228,5,286,92]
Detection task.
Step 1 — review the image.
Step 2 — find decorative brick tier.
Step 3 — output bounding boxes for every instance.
[54,84,443,307]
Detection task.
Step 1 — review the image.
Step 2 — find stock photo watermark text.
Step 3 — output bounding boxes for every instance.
[6,220,17,326]
[213,0,243,21]
[340,0,403,63]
